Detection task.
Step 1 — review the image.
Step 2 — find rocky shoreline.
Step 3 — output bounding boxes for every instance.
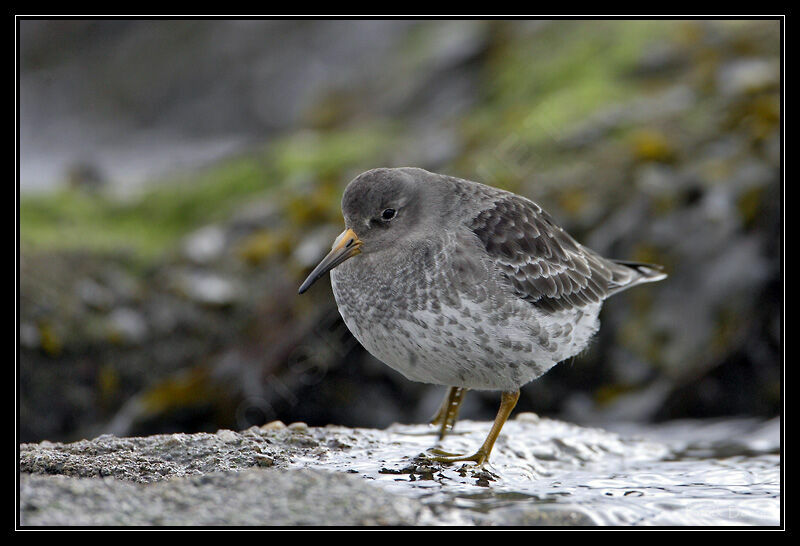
[19,415,780,526]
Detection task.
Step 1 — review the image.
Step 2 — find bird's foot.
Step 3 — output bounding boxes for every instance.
[425,448,489,466]
[426,447,460,457]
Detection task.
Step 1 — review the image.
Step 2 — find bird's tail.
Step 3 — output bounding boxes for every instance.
[606,259,667,297]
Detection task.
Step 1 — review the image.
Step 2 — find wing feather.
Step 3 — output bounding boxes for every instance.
[469,194,617,313]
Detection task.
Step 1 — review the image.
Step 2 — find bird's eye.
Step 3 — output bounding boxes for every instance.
[381,208,397,220]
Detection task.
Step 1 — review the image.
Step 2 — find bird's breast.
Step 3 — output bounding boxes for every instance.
[329,239,602,390]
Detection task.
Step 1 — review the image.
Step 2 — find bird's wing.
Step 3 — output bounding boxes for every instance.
[468,193,623,313]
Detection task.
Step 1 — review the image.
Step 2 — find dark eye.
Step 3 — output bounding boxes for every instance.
[381,208,397,220]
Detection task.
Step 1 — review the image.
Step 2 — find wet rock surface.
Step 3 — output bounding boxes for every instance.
[19,416,780,526]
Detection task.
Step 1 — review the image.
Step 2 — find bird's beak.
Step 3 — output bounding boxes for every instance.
[298,228,363,294]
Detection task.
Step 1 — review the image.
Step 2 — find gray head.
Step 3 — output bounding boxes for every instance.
[341,167,444,249]
[298,167,447,293]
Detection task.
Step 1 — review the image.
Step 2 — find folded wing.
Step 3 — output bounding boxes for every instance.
[468,194,664,313]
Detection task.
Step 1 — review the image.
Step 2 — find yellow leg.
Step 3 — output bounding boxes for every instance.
[429,387,468,440]
[428,390,520,466]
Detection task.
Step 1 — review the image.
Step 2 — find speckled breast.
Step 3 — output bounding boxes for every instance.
[329,237,602,391]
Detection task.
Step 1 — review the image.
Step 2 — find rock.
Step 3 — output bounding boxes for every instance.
[515,412,540,423]
[19,431,285,483]
[562,86,695,149]
[173,270,240,307]
[102,268,142,302]
[76,278,115,311]
[288,421,309,432]
[18,418,780,526]
[20,469,444,526]
[19,322,41,350]
[106,308,148,345]
[717,58,779,96]
[628,42,689,79]
[230,200,282,232]
[262,420,287,431]
[182,225,227,265]
[291,225,342,268]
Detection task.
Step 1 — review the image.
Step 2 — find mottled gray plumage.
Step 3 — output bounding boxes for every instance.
[321,167,665,392]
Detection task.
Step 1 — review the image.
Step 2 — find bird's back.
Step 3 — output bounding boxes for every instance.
[435,174,667,313]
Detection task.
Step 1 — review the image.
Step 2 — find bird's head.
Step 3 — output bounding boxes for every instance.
[298,167,437,294]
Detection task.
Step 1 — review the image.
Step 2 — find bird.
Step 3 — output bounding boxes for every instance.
[298,167,666,465]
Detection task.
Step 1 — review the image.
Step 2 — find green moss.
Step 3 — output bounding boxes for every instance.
[472,21,670,140]
[20,155,275,258]
[458,21,675,187]
[270,125,398,183]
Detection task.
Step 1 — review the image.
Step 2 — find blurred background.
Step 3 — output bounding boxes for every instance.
[18,19,781,443]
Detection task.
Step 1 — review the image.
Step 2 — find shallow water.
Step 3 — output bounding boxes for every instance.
[293,415,781,526]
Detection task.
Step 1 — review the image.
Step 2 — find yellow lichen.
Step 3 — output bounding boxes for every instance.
[97,363,120,408]
[236,230,293,266]
[38,321,62,356]
[557,188,587,216]
[140,366,219,416]
[738,186,765,227]
[631,129,677,163]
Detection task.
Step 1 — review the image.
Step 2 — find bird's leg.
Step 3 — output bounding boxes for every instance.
[429,386,468,441]
[428,390,520,466]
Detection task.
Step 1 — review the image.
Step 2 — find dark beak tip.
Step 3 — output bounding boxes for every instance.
[297,279,312,295]
[298,270,323,294]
